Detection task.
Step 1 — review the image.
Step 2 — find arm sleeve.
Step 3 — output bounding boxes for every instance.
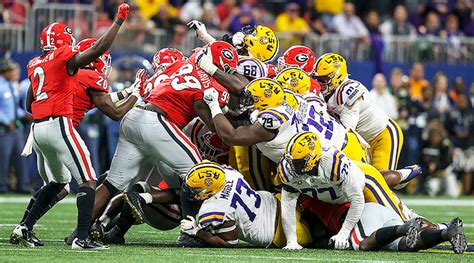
[281,188,300,245]
[338,166,365,239]
[339,104,360,131]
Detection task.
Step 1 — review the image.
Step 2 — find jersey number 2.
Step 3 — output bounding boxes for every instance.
[33,67,48,101]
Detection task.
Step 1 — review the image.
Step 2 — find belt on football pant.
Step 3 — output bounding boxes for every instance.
[136,104,168,118]
[33,116,61,124]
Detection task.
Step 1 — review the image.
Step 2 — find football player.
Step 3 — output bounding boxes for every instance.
[314,53,406,176]
[14,3,129,250]
[277,45,321,94]
[351,203,467,254]
[90,41,238,224]
[12,37,144,246]
[278,132,412,250]
[179,162,312,248]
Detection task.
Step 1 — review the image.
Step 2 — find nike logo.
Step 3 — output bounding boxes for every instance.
[77,192,87,198]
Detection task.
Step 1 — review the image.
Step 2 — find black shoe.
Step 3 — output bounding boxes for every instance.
[123,191,145,224]
[397,218,421,249]
[64,229,77,245]
[10,232,19,244]
[12,225,37,247]
[103,226,125,245]
[29,230,44,247]
[71,237,109,250]
[90,221,105,242]
[446,217,467,254]
[177,232,208,247]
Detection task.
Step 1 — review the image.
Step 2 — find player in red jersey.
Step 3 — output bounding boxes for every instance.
[277,45,321,95]
[13,3,130,250]
[90,41,238,224]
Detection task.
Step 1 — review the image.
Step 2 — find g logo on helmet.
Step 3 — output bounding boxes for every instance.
[222,49,234,60]
[295,54,309,63]
[65,26,73,35]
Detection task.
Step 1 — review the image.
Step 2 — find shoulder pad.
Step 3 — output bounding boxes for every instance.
[335,80,364,106]
[257,108,290,130]
[237,56,268,79]
[327,149,349,182]
[197,204,227,229]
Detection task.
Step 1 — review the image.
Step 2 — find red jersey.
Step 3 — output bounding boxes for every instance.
[27,45,79,120]
[72,69,109,127]
[146,59,230,129]
[310,78,321,95]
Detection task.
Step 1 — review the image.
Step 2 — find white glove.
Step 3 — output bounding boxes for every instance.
[125,69,147,97]
[283,241,303,250]
[203,88,223,118]
[196,47,218,76]
[180,215,201,236]
[329,233,350,250]
[187,20,216,44]
[232,32,245,49]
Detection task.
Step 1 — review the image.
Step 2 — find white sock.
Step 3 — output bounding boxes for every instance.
[99,215,110,226]
[396,168,411,182]
[437,223,448,230]
[139,193,153,204]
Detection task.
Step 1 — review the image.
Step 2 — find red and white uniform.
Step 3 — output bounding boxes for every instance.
[27,45,96,184]
[106,59,229,191]
[146,59,229,129]
[72,69,109,127]
[28,45,78,120]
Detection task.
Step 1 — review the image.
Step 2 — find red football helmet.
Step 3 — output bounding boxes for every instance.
[77,38,112,77]
[152,48,185,73]
[208,41,238,73]
[277,45,316,75]
[266,63,278,78]
[40,22,76,52]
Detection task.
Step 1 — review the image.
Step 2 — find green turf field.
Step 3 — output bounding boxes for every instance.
[0,196,473,262]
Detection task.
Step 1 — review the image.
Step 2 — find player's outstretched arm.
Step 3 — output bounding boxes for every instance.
[281,187,302,250]
[90,89,138,121]
[201,88,275,145]
[195,221,239,248]
[67,3,129,75]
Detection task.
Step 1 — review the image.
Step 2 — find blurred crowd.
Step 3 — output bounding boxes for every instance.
[370,63,474,197]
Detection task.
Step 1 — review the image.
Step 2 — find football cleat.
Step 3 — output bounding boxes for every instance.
[12,225,40,247]
[90,220,105,242]
[64,229,77,245]
[103,226,125,245]
[123,191,145,224]
[10,232,19,244]
[394,164,423,190]
[446,217,467,254]
[397,218,421,249]
[71,237,109,250]
[177,232,209,247]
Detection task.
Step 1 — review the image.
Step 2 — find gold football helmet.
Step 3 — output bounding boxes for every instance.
[276,67,312,95]
[313,53,348,97]
[185,162,226,200]
[240,78,285,111]
[243,25,279,62]
[284,132,322,173]
[283,89,300,110]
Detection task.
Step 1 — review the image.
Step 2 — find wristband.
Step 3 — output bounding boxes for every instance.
[209,103,223,119]
[110,92,120,103]
[115,19,124,25]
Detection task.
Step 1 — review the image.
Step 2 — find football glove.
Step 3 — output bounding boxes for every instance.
[329,233,350,250]
[196,46,218,76]
[116,3,130,21]
[232,32,245,50]
[283,241,303,250]
[180,215,201,236]
[187,20,216,44]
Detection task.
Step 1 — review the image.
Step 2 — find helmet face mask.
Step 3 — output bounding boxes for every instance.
[314,53,348,97]
[152,48,185,73]
[285,132,323,174]
[243,25,279,62]
[185,162,226,201]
